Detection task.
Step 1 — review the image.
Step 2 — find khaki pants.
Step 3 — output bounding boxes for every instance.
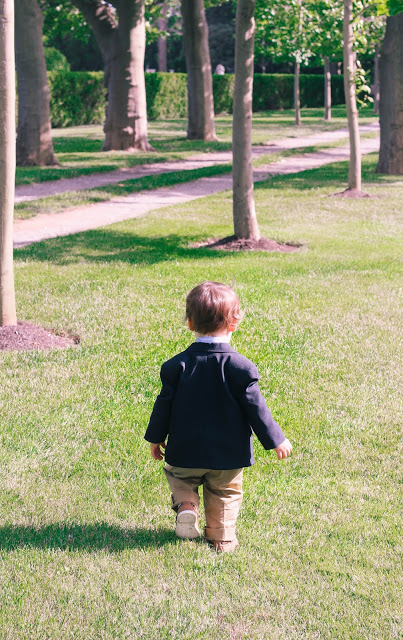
[164,464,243,542]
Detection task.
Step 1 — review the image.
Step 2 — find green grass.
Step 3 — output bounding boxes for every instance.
[14,163,232,220]
[1,154,402,639]
[16,106,378,187]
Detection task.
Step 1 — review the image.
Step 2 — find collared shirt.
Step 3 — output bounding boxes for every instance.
[195,335,232,344]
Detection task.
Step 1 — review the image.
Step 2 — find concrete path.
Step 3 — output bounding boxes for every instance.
[14,122,379,203]
[13,133,379,248]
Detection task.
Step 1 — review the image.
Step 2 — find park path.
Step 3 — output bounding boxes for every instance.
[14,122,379,203]
[13,127,380,248]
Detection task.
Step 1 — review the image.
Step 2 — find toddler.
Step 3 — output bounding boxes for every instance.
[145,281,292,552]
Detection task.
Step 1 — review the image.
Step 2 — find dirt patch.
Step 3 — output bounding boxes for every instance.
[330,188,373,198]
[0,322,79,352]
[191,235,301,253]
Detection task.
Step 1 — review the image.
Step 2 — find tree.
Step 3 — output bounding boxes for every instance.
[181,0,217,140]
[343,0,363,192]
[376,7,403,174]
[157,1,168,71]
[40,0,102,71]
[0,0,17,326]
[255,0,315,125]
[232,0,260,240]
[15,0,58,166]
[71,0,151,151]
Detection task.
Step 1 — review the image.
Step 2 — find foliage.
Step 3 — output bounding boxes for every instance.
[146,72,188,119]
[47,71,106,127]
[45,71,346,127]
[44,46,70,72]
[255,0,318,68]
[40,0,103,71]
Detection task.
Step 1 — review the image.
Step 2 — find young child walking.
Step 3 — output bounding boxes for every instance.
[145,281,292,552]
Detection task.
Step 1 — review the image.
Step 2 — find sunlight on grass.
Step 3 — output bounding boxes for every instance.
[2,153,402,639]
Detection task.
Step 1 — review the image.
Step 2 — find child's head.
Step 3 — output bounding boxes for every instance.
[186,281,243,335]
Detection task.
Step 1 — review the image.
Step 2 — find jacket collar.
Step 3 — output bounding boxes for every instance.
[186,342,236,354]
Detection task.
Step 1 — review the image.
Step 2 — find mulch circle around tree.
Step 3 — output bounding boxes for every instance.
[330,188,373,198]
[191,235,301,253]
[0,322,79,352]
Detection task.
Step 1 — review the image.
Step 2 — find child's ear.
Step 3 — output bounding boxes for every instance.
[188,318,195,331]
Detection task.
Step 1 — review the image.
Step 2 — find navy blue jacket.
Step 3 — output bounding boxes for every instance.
[144,342,285,469]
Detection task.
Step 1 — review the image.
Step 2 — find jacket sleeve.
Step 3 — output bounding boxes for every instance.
[235,362,286,450]
[144,361,178,444]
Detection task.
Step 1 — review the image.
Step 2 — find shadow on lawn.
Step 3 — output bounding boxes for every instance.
[0,523,181,552]
[14,230,231,266]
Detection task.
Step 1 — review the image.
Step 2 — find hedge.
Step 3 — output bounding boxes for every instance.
[47,71,345,127]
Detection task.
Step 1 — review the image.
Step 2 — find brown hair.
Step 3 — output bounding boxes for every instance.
[185,281,243,334]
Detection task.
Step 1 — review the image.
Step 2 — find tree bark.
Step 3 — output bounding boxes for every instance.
[373,43,380,115]
[343,0,361,191]
[71,0,151,151]
[232,0,260,241]
[376,14,403,175]
[324,56,332,121]
[181,0,217,141]
[294,59,301,125]
[15,0,58,166]
[158,1,168,72]
[0,0,17,326]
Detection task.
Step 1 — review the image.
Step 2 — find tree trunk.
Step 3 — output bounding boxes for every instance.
[294,59,301,125]
[14,0,58,166]
[103,1,151,151]
[0,0,17,326]
[376,14,403,174]
[158,1,168,72]
[181,0,217,141]
[324,56,332,121]
[343,0,361,191]
[232,0,260,241]
[71,0,151,151]
[373,43,380,115]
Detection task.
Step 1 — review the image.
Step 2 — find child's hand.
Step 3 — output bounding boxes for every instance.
[274,438,292,460]
[150,442,166,461]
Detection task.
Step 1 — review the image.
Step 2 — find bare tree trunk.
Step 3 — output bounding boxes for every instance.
[157,1,168,72]
[0,0,17,326]
[103,1,151,151]
[71,0,151,151]
[15,0,58,166]
[373,43,380,115]
[376,14,403,174]
[324,56,332,121]
[181,0,217,141]
[232,0,260,241]
[294,59,301,125]
[343,0,361,191]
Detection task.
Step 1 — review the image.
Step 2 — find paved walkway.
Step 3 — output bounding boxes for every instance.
[14,126,379,248]
[14,122,379,203]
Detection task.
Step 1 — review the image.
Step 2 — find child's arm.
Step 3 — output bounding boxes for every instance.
[144,360,177,447]
[235,361,292,456]
[150,442,166,461]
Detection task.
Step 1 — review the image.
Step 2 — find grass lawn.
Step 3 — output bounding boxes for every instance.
[15,106,378,187]
[1,154,401,639]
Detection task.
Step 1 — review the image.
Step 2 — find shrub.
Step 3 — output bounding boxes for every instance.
[44,47,70,72]
[46,71,345,127]
[48,71,105,127]
[145,72,188,120]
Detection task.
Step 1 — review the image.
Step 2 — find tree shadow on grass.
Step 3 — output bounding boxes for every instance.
[255,154,399,193]
[14,230,233,267]
[0,523,183,552]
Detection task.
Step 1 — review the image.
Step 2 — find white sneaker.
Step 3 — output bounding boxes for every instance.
[176,509,200,539]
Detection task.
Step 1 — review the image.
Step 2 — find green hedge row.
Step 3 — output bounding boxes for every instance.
[47,71,345,128]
